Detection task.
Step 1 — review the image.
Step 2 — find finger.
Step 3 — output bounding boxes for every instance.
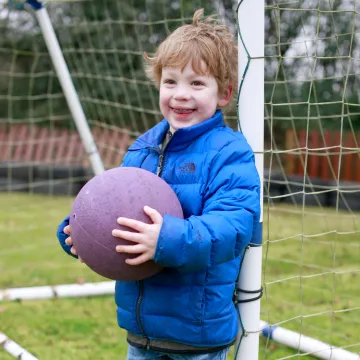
[116,244,146,254]
[70,246,78,256]
[112,229,143,243]
[143,206,163,224]
[125,253,151,266]
[117,217,145,232]
[64,225,71,235]
[65,236,73,246]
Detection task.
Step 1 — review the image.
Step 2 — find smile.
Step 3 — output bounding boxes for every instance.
[171,108,195,115]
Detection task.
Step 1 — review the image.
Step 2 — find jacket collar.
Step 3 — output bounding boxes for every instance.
[129,110,225,151]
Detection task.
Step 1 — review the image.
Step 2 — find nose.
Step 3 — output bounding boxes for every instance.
[173,84,191,101]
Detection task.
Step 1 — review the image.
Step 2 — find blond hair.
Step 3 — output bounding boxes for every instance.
[144,9,237,98]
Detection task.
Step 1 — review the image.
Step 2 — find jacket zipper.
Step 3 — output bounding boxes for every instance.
[135,131,174,350]
[156,153,165,176]
[136,281,150,349]
[156,131,173,177]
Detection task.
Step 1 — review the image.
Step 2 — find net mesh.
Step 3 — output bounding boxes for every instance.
[0,0,359,359]
[262,0,360,357]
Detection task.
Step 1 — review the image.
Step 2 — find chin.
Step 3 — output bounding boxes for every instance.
[170,119,200,131]
[169,121,184,130]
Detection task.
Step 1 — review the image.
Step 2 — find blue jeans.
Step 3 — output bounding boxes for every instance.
[126,345,230,360]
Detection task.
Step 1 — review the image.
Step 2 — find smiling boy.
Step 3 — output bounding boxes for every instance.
[57,8,260,360]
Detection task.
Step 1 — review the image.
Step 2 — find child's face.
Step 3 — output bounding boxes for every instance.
[159,61,231,132]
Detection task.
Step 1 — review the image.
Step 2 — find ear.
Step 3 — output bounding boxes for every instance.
[217,84,233,107]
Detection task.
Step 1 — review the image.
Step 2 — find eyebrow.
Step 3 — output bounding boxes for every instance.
[162,69,207,79]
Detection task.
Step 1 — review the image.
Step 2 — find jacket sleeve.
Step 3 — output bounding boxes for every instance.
[56,215,78,259]
[153,139,261,273]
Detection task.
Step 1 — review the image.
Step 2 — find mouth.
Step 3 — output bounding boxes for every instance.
[171,107,196,115]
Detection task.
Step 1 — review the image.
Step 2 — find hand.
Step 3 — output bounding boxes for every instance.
[64,225,84,263]
[112,206,163,266]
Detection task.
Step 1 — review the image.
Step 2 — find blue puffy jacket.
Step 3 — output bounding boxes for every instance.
[57,110,260,348]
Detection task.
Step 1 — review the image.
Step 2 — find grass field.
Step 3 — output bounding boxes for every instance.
[1,193,359,360]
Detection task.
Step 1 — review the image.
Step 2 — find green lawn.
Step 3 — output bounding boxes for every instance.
[1,193,359,359]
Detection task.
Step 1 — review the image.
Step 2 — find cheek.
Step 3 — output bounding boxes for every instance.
[159,89,171,105]
[159,90,170,115]
[197,92,218,109]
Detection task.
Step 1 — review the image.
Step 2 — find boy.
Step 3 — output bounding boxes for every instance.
[57,8,260,360]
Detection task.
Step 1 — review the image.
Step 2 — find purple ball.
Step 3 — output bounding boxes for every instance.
[69,167,183,281]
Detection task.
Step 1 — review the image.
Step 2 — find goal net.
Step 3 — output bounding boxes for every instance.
[0,0,359,359]
[262,1,360,358]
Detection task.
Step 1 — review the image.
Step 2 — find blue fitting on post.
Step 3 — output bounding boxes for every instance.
[25,0,43,10]
[262,324,277,339]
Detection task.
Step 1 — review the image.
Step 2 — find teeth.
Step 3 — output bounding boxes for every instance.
[174,109,192,114]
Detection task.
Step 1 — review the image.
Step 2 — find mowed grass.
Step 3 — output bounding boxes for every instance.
[1,193,360,360]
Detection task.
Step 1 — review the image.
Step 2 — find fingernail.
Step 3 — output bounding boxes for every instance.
[112,230,117,236]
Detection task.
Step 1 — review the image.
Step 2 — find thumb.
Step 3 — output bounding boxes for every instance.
[144,206,163,224]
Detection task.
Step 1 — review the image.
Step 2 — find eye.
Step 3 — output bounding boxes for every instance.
[192,80,204,86]
[163,79,176,85]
